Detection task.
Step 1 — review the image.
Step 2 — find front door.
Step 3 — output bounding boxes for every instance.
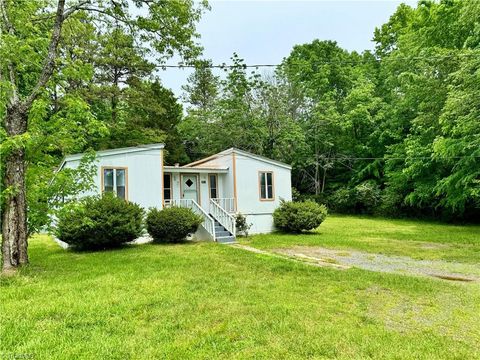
[181,174,198,202]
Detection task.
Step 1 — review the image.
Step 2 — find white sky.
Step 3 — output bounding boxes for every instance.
[157,0,417,101]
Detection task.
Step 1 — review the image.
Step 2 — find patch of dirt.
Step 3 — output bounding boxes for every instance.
[271,246,480,282]
[229,244,350,270]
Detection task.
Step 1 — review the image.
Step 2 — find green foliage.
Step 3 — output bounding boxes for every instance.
[55,193,144,250]
[146,207,203,243]
[28,151,97,235]
[1,0,208,239]
[273,200,328,233]
[235,213,252,237]
[179,1,480,222]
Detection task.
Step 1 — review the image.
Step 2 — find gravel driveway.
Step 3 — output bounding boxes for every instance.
[272,246,480,282]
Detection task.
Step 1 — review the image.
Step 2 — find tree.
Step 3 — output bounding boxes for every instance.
[182,59,219,111]
[0,0,207,273]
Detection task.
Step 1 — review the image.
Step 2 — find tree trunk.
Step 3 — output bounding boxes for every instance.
[2,106,28,273]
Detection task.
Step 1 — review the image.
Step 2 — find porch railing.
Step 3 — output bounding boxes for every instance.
[211,198,236,213]
[164,199,216,241]
[210,199,236,237]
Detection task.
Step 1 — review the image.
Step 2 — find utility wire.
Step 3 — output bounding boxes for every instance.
[156,52,480,69]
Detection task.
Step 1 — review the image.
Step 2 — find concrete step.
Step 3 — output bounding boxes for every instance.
[215,230,231,237]
[216,236,236,244]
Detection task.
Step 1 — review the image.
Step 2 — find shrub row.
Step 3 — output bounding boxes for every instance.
[55,194,203,250]
[56,194,330,250]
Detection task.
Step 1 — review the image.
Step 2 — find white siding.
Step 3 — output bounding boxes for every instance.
[63,148,163,210]
[234,153,292,234]
[63,146,292,235]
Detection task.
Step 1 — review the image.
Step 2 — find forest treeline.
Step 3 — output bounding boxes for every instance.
[179,0,480,221]
[3,0,479,224]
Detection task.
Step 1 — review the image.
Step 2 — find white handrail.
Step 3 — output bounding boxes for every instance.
[165,199,216,241]
[211,198,236,213]
[210,199,236,237]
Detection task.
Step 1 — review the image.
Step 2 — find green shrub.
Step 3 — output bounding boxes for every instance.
[235,212,252,237]
[146,206,203,243]
[329,181,381,214]
[273,200,328,233]
[329,188,356,213]
[55,193,144,250]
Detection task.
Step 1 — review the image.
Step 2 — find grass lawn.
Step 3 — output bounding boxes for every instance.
[243,215,480,264]
[1,216,480,359]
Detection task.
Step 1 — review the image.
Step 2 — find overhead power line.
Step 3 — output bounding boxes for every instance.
[156,52,480,69]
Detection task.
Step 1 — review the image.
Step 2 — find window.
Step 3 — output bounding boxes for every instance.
[163,173,172,202]
[259,171,274,200]
[209,174,218,199]
[102,168,127,200]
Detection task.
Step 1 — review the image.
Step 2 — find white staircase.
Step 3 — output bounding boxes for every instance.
[210,199,236,243]
[165,198,236,243]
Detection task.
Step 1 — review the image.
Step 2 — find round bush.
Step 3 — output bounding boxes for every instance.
[273,200,328,233]
[55,193,144,250]
[146,206,203,243]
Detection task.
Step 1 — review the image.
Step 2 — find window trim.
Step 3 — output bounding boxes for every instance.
[258,171,275,201]
[163,172,172,205]
[208,173,218,200]
[101,166,128,200]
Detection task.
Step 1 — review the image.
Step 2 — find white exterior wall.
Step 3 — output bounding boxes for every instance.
[63,148,163,210]
[63,146,292,236]
[190,151,292,234]
[234,153,292,234]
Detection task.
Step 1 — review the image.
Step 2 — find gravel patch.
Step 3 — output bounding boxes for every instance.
[272,246,480,282]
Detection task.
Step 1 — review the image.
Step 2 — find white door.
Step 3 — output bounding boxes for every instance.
[182,174,198,202]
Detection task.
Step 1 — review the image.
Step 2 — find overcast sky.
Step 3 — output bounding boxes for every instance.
[158,0,417,100]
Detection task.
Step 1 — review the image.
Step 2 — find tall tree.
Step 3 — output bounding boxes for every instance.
[0,0,207,273]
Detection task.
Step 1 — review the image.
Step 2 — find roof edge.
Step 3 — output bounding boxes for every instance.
[63,143,165,163]
[183,147,292,170]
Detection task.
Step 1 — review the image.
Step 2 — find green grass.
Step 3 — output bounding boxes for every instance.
[1,216,480,359]
[242,215,480,263]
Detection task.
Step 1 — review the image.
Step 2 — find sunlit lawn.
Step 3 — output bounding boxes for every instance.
[243,215,480,264]
[1,216,480,359]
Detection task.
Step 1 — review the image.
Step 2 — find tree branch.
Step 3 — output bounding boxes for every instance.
[63,0,92,19]
[0,0,19,104]
[24,0,67,109]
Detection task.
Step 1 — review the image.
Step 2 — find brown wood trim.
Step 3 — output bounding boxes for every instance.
[258,170,275,201]
[232,152,238,211]
[100,166,129,201]
[180,173,200,203]
[208,173,218,200]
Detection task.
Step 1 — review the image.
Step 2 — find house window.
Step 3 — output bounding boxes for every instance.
[209,174,218,199]
[164,173,172,202]
[259,171,274,200]
[103,168,127,200]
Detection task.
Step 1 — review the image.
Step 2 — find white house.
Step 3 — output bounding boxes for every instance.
[59,144,292,243]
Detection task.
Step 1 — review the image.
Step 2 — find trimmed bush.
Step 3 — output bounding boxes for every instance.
[55,193,144,250]
[273,200,328,233]
[146,206,203,243]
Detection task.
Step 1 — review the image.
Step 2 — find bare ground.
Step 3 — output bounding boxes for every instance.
[231,244,480,282]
